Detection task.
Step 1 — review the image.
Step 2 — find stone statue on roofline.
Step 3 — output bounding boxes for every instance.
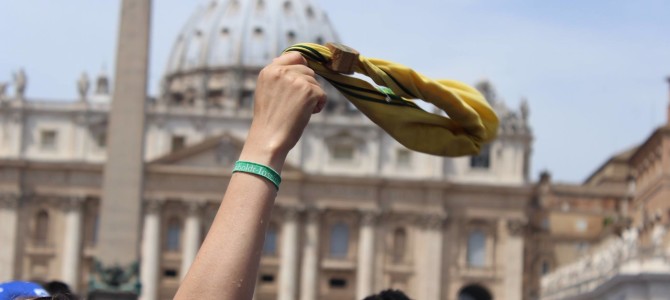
[78,71,90,101]
[0,82,7,99]
[520,98,529,123]
[13,69,27,99]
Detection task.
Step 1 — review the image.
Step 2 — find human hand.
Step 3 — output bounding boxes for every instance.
[240,52,327,171]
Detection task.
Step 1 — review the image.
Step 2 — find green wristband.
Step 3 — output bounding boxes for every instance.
[233,160,282,190]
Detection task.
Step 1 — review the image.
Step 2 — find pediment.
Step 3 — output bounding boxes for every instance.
[324,130,366,146]
[150,133,243,169]
[149,133,301,172]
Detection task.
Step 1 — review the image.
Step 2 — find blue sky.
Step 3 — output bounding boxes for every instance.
[1,0,669,183]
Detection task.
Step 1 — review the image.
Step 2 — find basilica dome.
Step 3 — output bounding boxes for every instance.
[161,0,342,109]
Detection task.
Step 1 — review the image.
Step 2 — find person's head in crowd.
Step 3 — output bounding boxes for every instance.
[25,295,75,300]
[363,289,412,300]
[0,281,49,300]
[42,281,72,298]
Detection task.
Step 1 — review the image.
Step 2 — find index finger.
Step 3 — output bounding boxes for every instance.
[273,51,308,66]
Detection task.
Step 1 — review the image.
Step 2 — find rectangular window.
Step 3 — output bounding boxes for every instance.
[171,135,186,152]
[329,278,347,289]
[470,144,491,169]
[40,130,58,150]
[163,269,178,278]
[396,149,411,167]
[541,217,550,230]
[260,274,275,284]
[541,261,550,275]
[262,226,277,256]
[331,144,354,161]
[96,132,107,148]
[467,230,486,267]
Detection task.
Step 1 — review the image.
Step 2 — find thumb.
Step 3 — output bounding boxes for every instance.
[273,51,307,66]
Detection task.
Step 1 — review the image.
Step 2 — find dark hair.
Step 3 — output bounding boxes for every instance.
[363,289,412,300]
[43,281,72,295]
[28,294,77,300]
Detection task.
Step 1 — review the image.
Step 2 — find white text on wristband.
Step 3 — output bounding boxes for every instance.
[232,160,282,190]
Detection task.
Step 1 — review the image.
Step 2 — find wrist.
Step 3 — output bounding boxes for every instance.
[239,135,289,173]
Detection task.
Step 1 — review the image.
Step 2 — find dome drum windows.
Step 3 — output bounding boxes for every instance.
[227,0,240,15]
[283,1,292,13]
[255,0,265,11]
[253,27,264,37]
[306,6,315,19]
[287,31,297,44]
[164,0,341,107]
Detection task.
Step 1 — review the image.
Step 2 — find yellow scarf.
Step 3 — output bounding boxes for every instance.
[284,43,498,157]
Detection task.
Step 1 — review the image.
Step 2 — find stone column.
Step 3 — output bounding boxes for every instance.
[420,216,444,300]
[278,207,299,300]
[356,212,377,299]
[140,200,162,300]
[504,219,525,300]
[61,197,84,291]
[0,194,19,282]
[180,202,202,280]
[300,208,320,300]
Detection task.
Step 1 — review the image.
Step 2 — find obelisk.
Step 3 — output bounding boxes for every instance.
[90,0,151,298]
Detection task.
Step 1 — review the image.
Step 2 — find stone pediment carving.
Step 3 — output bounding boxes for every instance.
[149,133,301,172]
[324,129,369,145]
[149,133,244,169]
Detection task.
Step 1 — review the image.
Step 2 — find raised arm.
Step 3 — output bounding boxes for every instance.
[174,52,326,300]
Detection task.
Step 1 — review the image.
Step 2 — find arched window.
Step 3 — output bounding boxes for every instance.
[255,0,265,11]
[467,230,486,267]
[287,31,296,43]
[263,223,278,256]
[392,228,407,263]
[458,284,492,300]
[166,217,182,252]
[283,1,292,12]
[34,210,49,246]
[329,222,349,258]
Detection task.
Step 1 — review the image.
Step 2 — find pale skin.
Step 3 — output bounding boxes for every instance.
[174,52,326,300]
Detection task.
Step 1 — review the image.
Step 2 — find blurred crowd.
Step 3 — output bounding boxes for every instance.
[0,280,77,300]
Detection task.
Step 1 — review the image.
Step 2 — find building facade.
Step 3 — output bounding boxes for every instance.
[0,0,541,299]
[538,96,670,300]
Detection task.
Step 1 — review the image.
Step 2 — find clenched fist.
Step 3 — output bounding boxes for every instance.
[239,52,327,172]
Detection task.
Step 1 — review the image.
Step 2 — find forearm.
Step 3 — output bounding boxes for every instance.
[174,143,286,300]
[174,51,323,300]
